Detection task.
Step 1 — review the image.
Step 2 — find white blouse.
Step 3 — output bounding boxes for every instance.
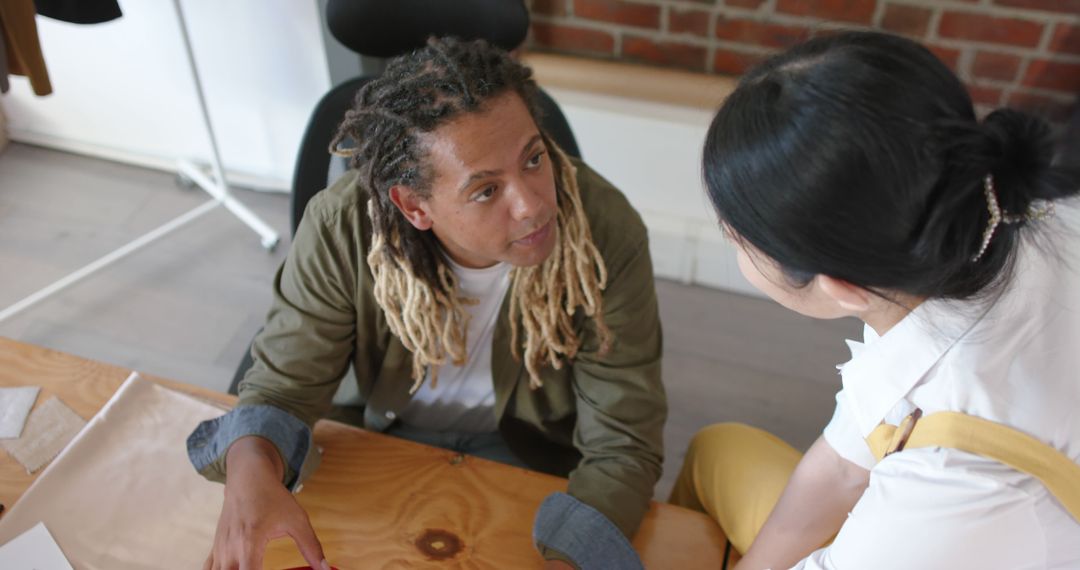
[803,208,1080,569]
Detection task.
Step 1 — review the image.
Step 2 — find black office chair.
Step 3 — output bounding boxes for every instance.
[229,0,581,395]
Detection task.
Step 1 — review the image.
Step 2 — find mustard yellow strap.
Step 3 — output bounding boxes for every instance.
[866,411,1080,523]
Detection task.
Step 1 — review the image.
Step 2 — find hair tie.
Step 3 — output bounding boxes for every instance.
[971,174,1055,262]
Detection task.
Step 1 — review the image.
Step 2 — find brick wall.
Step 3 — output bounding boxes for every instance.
[528,0,1080,121]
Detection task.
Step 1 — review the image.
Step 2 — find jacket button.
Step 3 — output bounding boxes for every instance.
[385,411,396,420]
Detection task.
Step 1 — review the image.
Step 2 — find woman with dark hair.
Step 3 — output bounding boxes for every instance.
[671,31,1080,568]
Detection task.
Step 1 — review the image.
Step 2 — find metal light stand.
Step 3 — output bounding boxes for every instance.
[0,0,280,324]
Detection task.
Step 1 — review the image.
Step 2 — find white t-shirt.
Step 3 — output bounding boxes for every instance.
[397,258,511,433]
[801,210,1080,569]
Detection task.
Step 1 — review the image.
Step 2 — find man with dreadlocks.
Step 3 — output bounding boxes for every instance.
[187,37,665,570]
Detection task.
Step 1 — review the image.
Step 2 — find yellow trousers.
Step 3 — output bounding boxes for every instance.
[669,423,802,555]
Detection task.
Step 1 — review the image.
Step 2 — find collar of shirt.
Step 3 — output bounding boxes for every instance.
[837,298,986,437]
[445,257,512,298]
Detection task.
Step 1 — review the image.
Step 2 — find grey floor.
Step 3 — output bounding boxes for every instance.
[0,143,861,499]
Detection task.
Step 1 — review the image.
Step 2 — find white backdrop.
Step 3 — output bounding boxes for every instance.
[1,0,330,189]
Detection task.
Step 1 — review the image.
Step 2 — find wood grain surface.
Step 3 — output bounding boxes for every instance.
[0,337,730,568]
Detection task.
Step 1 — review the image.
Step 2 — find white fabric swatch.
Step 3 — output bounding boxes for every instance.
[0,396,85,473]
[0,386,40,439]
[0,522,73,570]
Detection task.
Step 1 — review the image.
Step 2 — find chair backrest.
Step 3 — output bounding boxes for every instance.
[288,0,580,236]
[326,0,529,57]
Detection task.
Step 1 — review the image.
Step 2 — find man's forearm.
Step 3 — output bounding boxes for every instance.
[735,437,869,570]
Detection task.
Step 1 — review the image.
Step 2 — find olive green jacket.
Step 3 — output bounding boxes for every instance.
[195,159,665,540]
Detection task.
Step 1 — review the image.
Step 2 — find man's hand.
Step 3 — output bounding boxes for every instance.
[203,436,330,570]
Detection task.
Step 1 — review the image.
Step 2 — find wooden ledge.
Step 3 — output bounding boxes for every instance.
[523,52,738,111]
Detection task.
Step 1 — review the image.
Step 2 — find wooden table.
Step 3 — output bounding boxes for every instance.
[0,337,730,568]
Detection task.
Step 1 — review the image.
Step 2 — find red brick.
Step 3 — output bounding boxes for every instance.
[927,44,962,72]
[573,0,660,29]
[531,23,616,55]
[966,83,1003,107]
[1007,91,1076,123]
[713,47,769,75]
[1022,59,1080,93]
[670,8,711,38]
[727,0,766,7]
[937,12,1044,48]
[994,0,1080,12]
[880,3,933,38]
[622,36,708,70]
[1049,23,1080,56]
[532,0,568,17]
[715,17,810,49]
[775,0,877,25]
[971,51,1023,82]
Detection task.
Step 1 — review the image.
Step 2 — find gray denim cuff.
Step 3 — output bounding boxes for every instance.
[533,492,643,570]
[186,404,313,491]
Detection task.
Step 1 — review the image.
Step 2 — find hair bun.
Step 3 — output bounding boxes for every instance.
[981,109,1057,208]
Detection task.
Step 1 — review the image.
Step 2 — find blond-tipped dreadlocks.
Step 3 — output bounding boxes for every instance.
[507,143,611,387]
[330,37,612,393]
[368,142,611,392]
